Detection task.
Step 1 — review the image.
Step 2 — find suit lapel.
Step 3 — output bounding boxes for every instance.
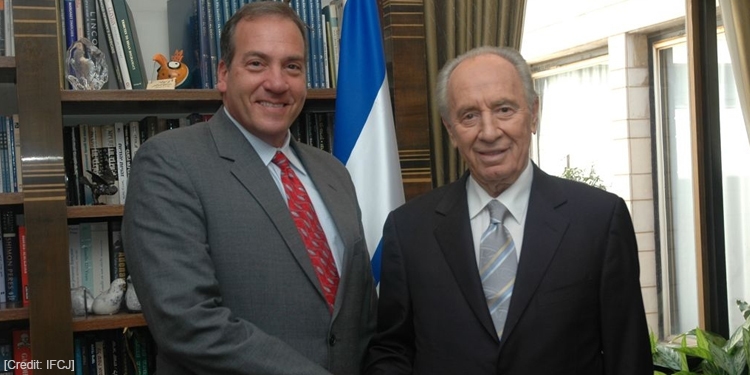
[434,173,498,339]
[499,165,569,351]
[208,110,325,302]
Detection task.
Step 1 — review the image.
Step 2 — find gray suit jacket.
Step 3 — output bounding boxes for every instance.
[123,108,378,375]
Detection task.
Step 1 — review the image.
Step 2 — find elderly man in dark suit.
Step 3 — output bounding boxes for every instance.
[123,2,376,374]
[364,46,652,374]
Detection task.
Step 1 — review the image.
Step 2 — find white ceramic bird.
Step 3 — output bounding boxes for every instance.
[92,278,127,315]
[70,286,94,317]
[125,275,142,312]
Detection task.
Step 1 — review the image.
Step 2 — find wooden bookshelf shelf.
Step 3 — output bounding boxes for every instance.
[67,204,124,219]
[72,312,147,332]
[0,56,15,83]
[0,192,23,205]
[60,88,336,116]
[0,304,29,322]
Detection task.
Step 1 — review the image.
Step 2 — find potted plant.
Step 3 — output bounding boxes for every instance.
[652,300,750,375]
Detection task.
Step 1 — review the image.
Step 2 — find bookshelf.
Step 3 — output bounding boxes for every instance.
[7,0,340,372]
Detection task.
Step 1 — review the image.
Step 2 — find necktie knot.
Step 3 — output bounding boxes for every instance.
[487,200,508,225]
[272,151,291,170]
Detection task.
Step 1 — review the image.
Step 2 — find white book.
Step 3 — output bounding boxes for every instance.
[79,222,94,293]
[89,221,110,297]
[114,122,128,203]
[68,224,82,289]
[100,124,119,205]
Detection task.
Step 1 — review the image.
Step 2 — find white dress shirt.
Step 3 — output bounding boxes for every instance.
[466,161,534,268]
[225,108,344,274]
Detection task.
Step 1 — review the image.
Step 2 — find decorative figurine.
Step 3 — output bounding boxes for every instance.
[79,168,118,205]
[153,50,191,88]
[92,278,127,315]
[65,37,109,90]
[71,286,95,317]
[125,275,142,312]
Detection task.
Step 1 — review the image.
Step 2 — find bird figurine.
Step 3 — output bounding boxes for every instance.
[79,168,118,205]
[92,278,127,315]
[70,286,95,317]
[125,275,142,312]
[153,50,191,88]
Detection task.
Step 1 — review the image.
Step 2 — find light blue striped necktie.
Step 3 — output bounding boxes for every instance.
[479,200,517,340]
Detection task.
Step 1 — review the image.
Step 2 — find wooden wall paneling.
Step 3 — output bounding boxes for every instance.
[14,0,75,370]
[382,0,433,201]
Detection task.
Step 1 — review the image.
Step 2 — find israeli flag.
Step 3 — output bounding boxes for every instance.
[333,0,404,284]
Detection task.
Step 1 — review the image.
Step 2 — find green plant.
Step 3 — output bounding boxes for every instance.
[561,165,607,191]
[652,300,750,375]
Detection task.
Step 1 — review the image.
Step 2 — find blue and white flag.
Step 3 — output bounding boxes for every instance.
[333,0,404,284]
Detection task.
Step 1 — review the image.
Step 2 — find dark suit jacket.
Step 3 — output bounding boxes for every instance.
[365,164,652,374]
[123,108,377,375]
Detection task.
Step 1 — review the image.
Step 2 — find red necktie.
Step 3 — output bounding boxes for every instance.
[272,151,339,312]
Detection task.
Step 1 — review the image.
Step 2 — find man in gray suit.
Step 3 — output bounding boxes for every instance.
[123,2,377,374]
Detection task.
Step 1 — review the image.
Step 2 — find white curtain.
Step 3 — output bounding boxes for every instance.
[718,0,750,147]
[717,36,750,329]
[533,63,614,186]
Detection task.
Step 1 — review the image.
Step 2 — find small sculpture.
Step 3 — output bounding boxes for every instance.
[71,286,95,317]
[153,50,191,88]
[92,278,127,315]
[125,275,142,312]
[65,37,109,90]
[79,168,118,205]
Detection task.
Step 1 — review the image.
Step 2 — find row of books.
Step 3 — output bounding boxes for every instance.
[64,111,332,206]
[0,0,14,57]
[0,329,31,375]
[0,115,22,194]
[73,328,155,375]
[166,0,342,89]
[68,220,126,300]
[61,0,147,89]
[0,208,27,307]
[63,113,210,206]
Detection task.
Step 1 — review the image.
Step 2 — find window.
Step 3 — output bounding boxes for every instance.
[652,31,750,337]
[532,57,613,186]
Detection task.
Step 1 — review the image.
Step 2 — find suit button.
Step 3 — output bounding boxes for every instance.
[328,334,337,346]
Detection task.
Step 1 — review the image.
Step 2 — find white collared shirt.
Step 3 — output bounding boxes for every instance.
[225,108,344,274]
[466,161,533,268]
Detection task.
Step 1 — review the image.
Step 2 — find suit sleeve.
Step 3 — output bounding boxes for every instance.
[364,212,415,375]
[600,198,653,374]
[122,136,332,375]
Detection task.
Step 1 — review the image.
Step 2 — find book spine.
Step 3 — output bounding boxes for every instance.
[79,222,94,293]
[11,115,20,193]
[95,0,122,88]
[111,0,144,89]
[75,0,85,39]
[78,124,93,205]
[109,220,126,281]
[114,122,127,203]
[90,222,110,297]
[11,330,32,375]
[17,215,27,306]
[69,224,82,289]
[2,210,19,303]
[101,0,132,89]
[63,0,78,50]
[7,116,16,192]
[205,0,217,88]
[81,0,98,46]
[100,124,119,205]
